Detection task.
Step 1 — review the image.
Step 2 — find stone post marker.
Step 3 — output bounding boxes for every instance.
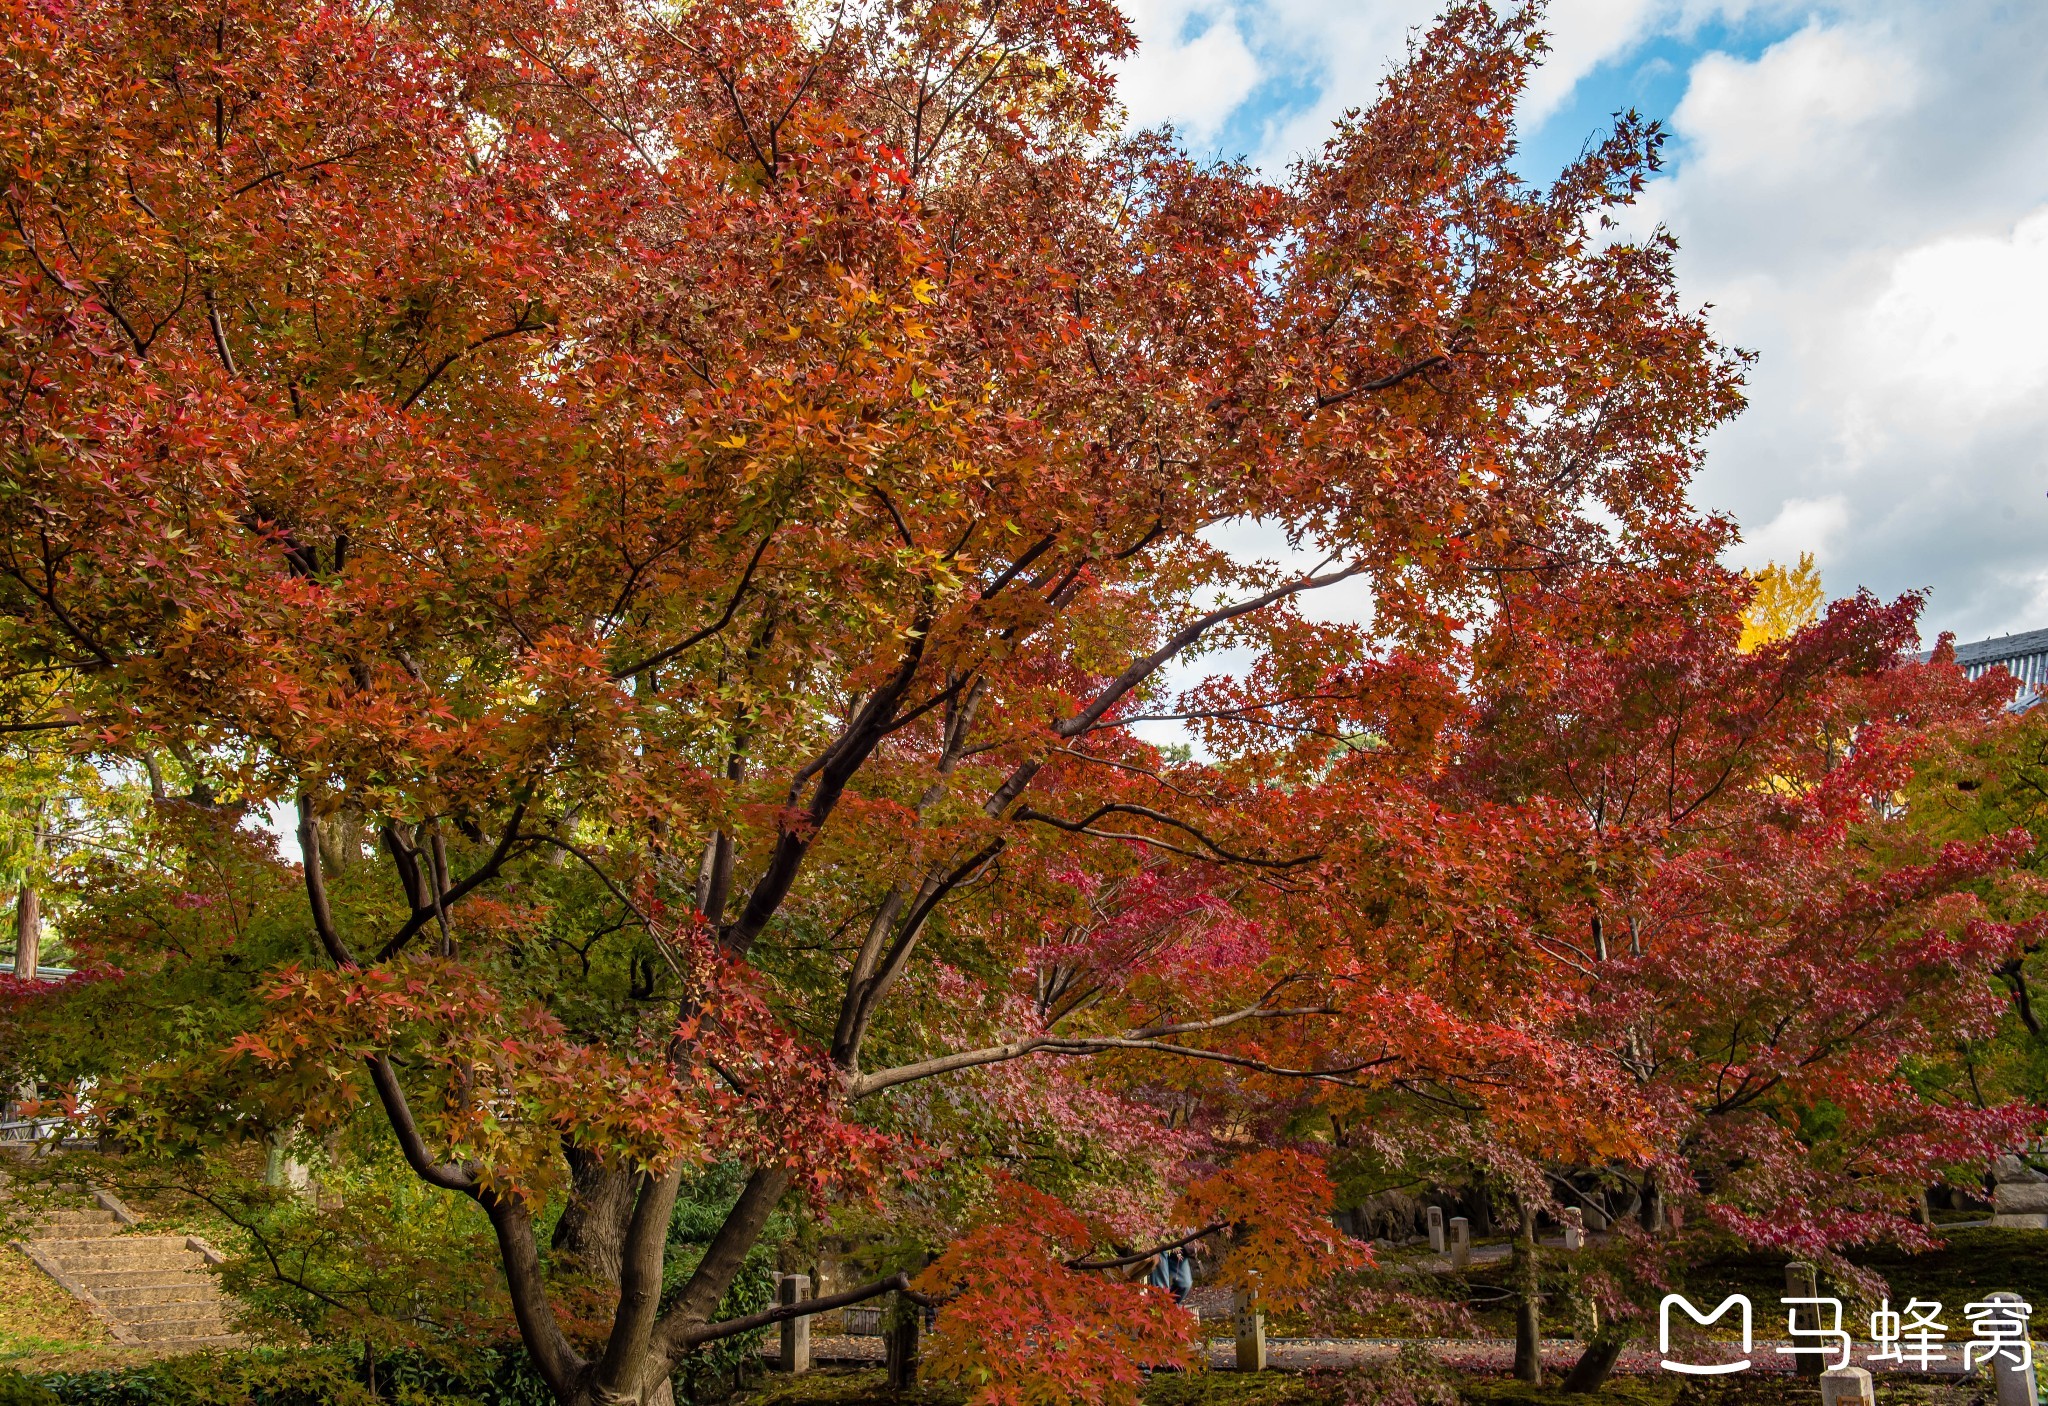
[1582,1203,1609,1232]
[1426,1205,1446,1253]
[777,1274,811,1374]
[1561,1208,1584,1251]
[1450,1216,1471,1269]
[1820,1368,1875,1406]
[1785,1262,1824,1378]
[1986,1292,2039,1406]
[1233,1288,1267,1372]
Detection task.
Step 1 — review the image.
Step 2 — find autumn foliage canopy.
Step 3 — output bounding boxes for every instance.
[0,0,2037,1402]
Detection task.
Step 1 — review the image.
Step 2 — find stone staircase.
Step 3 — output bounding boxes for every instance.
[10,1194,245,1352]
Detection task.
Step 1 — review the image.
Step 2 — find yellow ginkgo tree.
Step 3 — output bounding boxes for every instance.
[1739,552,1826,652]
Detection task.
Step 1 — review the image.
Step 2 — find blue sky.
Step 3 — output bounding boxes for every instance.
[1114,0,2048,647]
[1184,8,1797,180]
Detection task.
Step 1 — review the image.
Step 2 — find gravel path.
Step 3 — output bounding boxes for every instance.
[791,1333,2027,1378]
[805,1334,885,1363]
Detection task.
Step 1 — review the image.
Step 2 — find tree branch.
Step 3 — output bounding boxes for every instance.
[203,289,238,378]
[534,834,656,934]
[0,718,74,735]
[610,529,776,679]
[724,593,934,955]
[296,798,357,968]
[227,144,379,198]
[593,1165,683,1400]
[374,805,530,962]
[677,1273,921,1349]
[477,1185,585,1398]
[653,1165,794,1356]
[1313,353,1451,410]
[980,562,1366,820]
[847,997,1347,1097]
[1014,802,1321,869]
[979,533,1056,599]
[398,318,549,413]
[1067,1222,1227,1271]
[363,1055,474,1192]
[832,837,1006,1071]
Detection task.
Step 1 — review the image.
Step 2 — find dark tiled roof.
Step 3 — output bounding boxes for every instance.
[1950,626,2048,668]
[1922,627,2048,712]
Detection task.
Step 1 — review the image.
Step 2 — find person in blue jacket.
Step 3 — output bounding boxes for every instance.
[1147,1247,1195,1304]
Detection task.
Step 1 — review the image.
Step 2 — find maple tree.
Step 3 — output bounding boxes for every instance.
[1330,566,2041,1389]
[1900,664,2048,1107]
[0,0,1935,1400]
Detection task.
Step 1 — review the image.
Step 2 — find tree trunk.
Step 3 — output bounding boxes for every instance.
[552,1144,641,1284]
[12,882,40,978]
[1512,1197,1542,1384]
[565,1363,675,1406]
[1640,1168,1663,1233]
[660,1166,794,1335]
[316,809,370,878]
[13,807,45,980]
[1562,1330,1631,1392]
[1471,1171,1494,1237]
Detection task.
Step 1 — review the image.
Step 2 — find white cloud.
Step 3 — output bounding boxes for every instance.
[1671,22,1918,182]
[1856,207,2048,421]
[1648,4,2048,639]
[1119,0,1761,171]
[1114,0,1264,142]
[1731,495,1849,572]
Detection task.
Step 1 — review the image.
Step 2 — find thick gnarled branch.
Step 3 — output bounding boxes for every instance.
[1067,1221,1228,1271]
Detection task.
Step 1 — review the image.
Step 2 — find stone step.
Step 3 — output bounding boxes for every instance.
[83,1265,214,1288]
[125,1314,231,1343]
[28,1209,123,1238]
[35,1203,119,1227]
[43,1255,211,1282]
[116,1298,230,1325]
[5,1171,248,1354]
[32,1236,201,1269]
[94,1280,217,1307]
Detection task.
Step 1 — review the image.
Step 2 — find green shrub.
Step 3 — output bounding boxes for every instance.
[0,1370,60,1406]
[28,1345,551,1406]
[34,1352,361,1406]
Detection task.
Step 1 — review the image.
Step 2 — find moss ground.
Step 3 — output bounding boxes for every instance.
[1687,1228,2048,1308]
